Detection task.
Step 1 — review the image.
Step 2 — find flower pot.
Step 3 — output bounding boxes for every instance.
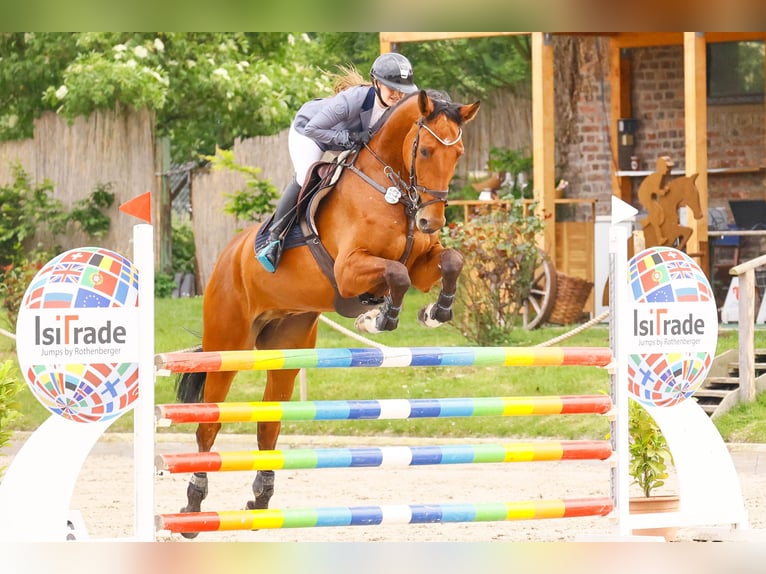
[629,495,680,541]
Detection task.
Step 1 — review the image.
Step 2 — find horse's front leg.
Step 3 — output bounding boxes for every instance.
[350,260,411,334]
[417,248,464,328]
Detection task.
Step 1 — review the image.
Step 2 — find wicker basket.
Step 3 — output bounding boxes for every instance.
[548,272,594,325]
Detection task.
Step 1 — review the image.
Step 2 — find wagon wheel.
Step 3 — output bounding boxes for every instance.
[522,249,557,330]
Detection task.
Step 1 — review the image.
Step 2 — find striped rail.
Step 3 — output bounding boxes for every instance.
[155,346,613,374]
[155,395,613,424]
[156,497,615,533]
[156,440,613,473]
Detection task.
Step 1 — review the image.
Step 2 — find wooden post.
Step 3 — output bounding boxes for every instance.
[683,33,709,274]
[531,32,556,257]
[609,39,633,204]
[737,269,756,403]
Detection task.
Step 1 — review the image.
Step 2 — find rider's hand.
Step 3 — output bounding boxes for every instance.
[347,131,371,147]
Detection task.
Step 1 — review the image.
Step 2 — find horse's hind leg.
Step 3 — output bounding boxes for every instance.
[178,371,239,538]
[246,312,320,511]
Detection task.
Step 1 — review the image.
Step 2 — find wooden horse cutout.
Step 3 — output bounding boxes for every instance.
[173,90,480,537]
[638,155,703,252]
[603,157,703,306]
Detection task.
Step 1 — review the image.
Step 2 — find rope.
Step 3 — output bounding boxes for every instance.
[0,327,16,341]
[534,310,610,348]
[318,314,389,349]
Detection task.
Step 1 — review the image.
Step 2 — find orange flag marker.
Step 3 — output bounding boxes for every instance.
[119,192,152,223]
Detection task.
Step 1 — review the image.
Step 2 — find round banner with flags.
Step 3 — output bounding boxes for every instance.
[15,247,142,423]
[626,246,718,407]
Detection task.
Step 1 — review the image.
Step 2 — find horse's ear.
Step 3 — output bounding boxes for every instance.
[460,100,481,124]
[417,90,432,115]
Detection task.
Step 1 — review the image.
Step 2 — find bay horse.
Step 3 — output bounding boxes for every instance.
[640,173,702,251]
[174,90,480,537]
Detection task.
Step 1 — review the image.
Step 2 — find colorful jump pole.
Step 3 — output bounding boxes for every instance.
[156,497,615,534]
[155,395,613,424]
[156,440,613,473]
[155,346,613,374]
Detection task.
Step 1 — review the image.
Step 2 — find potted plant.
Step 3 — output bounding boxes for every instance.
[628,398,680,540]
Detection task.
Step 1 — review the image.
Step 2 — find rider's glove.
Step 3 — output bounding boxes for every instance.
[347,131,371,147]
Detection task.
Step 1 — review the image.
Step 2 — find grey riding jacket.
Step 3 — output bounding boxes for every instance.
[292,85,376,152]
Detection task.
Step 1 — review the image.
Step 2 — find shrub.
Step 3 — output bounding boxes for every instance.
[171,218,196,275]
[0,253,49,329]
[0,163,114,326]
[0,163,67,269]
[629,399,675,498]
[155,272,177,299]
[0,360,23,477]
[68,182,115,238]
[441,198,544,346]
[203,148,279,223]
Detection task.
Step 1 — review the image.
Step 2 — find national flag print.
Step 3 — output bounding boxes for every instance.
[74,288,110,308]
[81,266,119,298]
[639,265,669,294]
[59,250,90,264]
[41,291,74,308]
[50,262,84,283]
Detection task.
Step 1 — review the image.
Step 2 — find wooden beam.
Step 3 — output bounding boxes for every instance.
[609,39,633,204]
[684,32,709,274]
[379,32,527,45]
[612,33,684,48]
[612,32,766,48]
[531,32,556,257]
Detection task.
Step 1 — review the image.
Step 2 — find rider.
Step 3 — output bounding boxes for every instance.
[256,52,419,272]
[638,155,674,245]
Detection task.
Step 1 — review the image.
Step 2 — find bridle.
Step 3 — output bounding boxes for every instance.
[407,118,463,210]
[341,112,463,262]
[344,115,463,216]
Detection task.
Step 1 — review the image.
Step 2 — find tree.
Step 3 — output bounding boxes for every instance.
[0,32,335,162]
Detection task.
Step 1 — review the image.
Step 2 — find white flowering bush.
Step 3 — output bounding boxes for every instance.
[11,33,333,162]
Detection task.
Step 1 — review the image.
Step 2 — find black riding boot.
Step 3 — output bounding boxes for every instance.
[256,180,302,272]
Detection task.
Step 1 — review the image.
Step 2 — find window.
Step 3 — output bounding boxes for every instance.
[707,41,764,104]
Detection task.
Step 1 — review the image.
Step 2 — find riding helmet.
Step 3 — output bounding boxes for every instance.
[370,53,418,94]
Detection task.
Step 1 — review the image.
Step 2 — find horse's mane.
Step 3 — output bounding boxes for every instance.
[375,89,464,132]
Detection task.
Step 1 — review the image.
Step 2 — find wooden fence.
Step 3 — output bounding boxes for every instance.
[0,109,159,261]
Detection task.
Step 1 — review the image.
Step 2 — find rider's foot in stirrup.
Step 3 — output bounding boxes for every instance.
[256,239,282,273]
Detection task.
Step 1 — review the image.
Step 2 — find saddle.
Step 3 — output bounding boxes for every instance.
[254,152,384,318]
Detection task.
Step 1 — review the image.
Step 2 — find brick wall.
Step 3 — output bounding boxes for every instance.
[560,39,765,221]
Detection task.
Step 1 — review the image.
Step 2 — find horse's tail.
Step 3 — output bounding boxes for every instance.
[176,371,207,404]
[174,346,207,403]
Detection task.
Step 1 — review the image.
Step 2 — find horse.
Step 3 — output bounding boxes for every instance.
[640,173,702,252]
[173,90,480,537]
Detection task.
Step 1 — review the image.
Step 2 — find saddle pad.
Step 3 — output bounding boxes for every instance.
[253,216,307,255]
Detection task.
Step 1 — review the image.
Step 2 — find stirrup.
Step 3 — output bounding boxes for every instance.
[256,240,282,273]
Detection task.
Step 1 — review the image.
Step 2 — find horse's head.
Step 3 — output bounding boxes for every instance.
[678,173,704,220]
[386,90,480,233]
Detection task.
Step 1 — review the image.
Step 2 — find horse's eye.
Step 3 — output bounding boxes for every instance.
[419,147,431,159]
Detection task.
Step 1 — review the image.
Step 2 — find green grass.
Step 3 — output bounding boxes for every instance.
[3,292,766,442]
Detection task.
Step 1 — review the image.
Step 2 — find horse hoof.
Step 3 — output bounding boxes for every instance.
[179,505,200,539]
[354,309,382,333]
[418,304,443,328]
